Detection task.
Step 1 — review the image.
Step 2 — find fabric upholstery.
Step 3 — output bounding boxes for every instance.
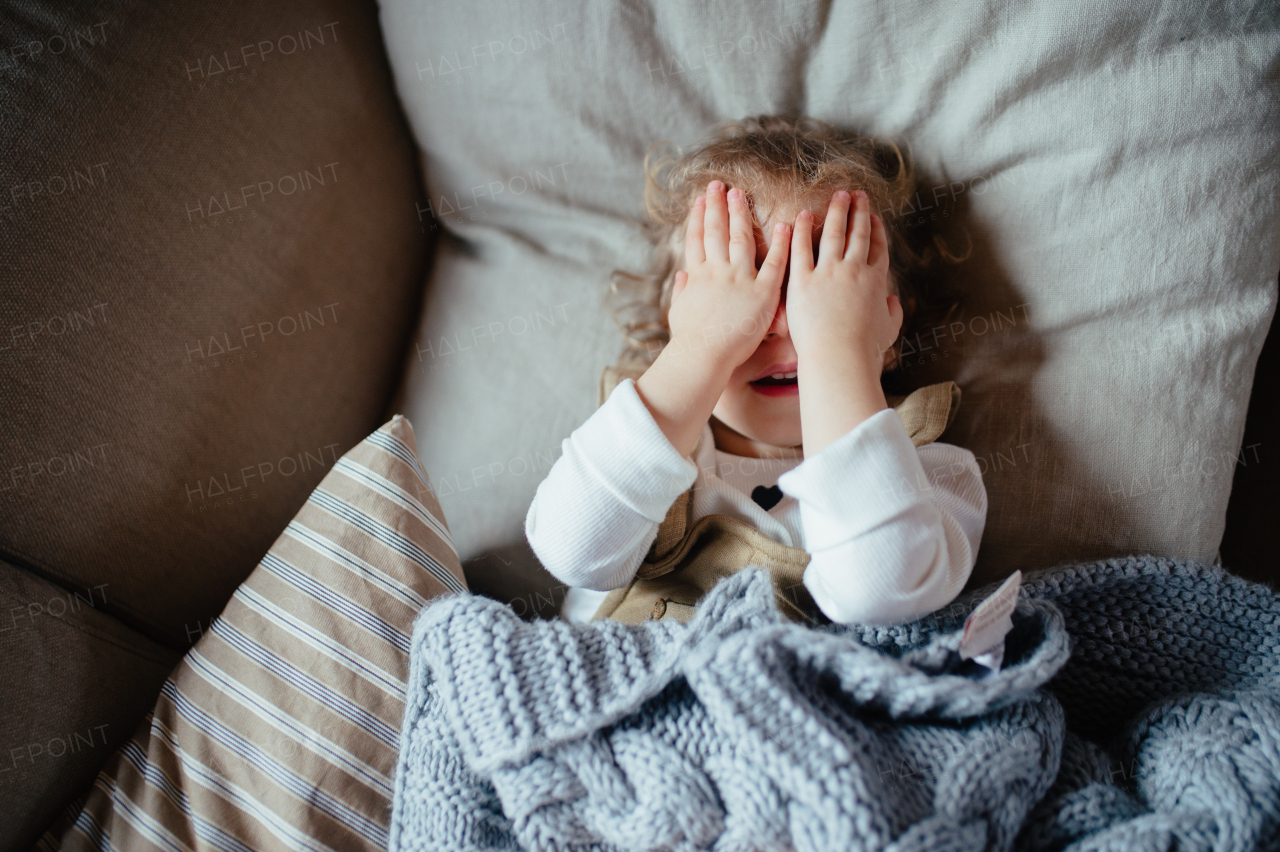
[35,415,465,851]
[377,0,1280,606]
[1220,286,1280,591]
[0,561,181,852]
[0,0,430,649]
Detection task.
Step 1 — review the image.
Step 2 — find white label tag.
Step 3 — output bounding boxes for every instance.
[971,641,1005,672]
[960,570,1021,663]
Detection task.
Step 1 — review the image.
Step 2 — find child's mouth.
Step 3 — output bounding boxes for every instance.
[749,371,799,396]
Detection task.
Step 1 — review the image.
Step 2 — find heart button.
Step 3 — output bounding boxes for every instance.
[751,484,784,511]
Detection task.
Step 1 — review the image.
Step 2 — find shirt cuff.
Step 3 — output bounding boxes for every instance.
[776,408,934,552]
[570,377,698,522]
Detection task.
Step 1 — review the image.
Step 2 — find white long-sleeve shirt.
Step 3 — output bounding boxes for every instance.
[525,377,987,627]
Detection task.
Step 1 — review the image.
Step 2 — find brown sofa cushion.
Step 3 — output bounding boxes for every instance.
[0,0,429,648]
[0,559,181,852]
[1221,281,1280,591]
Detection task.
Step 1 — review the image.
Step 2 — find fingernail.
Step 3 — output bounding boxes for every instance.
[836,190,850,201]
[774,222,786,233]
[710,180,723,192]
[727,187,740,200]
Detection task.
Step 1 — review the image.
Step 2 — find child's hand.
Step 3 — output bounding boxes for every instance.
[786,190,903,373]
[633,180,790,459]
[787,190,904,455]
[667,180,790,374]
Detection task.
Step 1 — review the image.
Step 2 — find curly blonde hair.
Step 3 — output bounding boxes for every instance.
[606,114,968,395]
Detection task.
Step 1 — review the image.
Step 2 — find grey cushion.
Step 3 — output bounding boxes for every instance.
[378,1,1280,609]
[0,0,429,648]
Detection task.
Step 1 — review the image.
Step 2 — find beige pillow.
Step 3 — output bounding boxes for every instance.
[36,415,466,849]
[378,1,1279,604]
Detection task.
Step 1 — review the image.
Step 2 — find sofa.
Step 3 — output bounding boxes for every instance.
[1,0,1277,848]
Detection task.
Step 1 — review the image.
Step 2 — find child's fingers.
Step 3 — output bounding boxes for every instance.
[819,191,850,264]
[756,222,790,289]
[791,209,815,276]
[672,269,689,300]
[726,187,754,268]
[868,212,889,272]
[685,196,706,267]
[703,180,729,263]
[848,191,871,263]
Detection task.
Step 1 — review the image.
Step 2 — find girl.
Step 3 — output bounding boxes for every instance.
[526,115,986,627]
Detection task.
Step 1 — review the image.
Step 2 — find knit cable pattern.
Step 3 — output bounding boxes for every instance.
[390,556,1280,851]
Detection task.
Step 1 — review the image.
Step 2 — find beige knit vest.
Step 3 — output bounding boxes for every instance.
[588,364,962,626]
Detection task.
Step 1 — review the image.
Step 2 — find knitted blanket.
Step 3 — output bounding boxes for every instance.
[389,556,1280,851]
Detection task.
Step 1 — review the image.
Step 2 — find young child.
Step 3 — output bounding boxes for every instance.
[526,115,987,627]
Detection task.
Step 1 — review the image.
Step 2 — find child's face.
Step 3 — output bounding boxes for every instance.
[698,195,894,457]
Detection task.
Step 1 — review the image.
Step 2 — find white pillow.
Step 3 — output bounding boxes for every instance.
[376,0,1280,603]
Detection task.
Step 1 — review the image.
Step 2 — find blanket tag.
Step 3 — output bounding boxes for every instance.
[959,570,1021,672]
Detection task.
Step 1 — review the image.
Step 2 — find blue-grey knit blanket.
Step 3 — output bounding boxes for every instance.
[389,556,1280,851]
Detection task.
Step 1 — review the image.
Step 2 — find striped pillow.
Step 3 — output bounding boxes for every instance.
[36,414,467,850]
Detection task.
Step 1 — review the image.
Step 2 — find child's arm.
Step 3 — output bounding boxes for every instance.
[525,377,698,591]
[783,189,984,625]
[787,189,903,455]
[528,180,792,591]
[777,411,987,625]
